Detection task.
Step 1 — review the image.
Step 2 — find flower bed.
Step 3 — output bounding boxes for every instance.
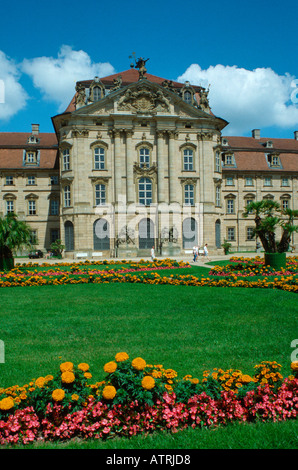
[0,354,297,445]
[209,256,298,277]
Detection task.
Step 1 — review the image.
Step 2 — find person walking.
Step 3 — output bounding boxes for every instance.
[151,246,155,262]
[203,243,211,262]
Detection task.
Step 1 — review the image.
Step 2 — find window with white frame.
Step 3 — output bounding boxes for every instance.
[94,147,105,170]
[246,227,255,240]
[183,90,192,104]
[95,184,106,205]
[226,176,234,186]
[245,177,253,186]
[63,148,70,171]
[227,227,235,241]
[184,184,194,205]
[281,177,289,187]
[138,178,152,205]
[30,230,37,244]
[227,198,235,214]
[215,185,221,206]
[281,197,290,210]
[139,147,150,168]
[245,198,254,213]
[264,176,272,186]
[64,185,71,207]
[6,200,14,214]
[215,151,221,172]
[28,200,36,215]
[5,176,14,185]
[183,148,193,171]
[27,175,36,185]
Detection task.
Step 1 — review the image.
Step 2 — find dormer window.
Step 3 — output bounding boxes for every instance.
[23,149,39,166]
[184,90,192,104]
[221,138,229,146]
[181,82,196,105]
[266,153,281,168]
[265,140,273,148]
[222,152,236,167]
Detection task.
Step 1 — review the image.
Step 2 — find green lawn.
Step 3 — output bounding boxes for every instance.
[0,276,297,448]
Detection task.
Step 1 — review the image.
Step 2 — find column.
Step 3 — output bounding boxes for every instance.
[157,131,165,203]
[114,129,122,205]
[168,131,176,203]
[126,130,134,204]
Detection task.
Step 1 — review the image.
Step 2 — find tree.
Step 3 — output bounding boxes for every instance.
[50,239,65,258]
[243,199,298,253]
[0,213,33,270]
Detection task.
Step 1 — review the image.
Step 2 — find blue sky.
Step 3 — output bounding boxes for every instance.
[0,0,297,138]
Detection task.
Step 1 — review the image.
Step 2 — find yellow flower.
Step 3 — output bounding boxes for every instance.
[291,361,298,371]
[132,357,146,371]
[0,397,14,411]
[35,377,46,388]
[241,374,253,383]
[78,363,89,372]
[52,389,65,401]
[102,385,117,400]
[115,352,129,362]
[103,361,117,374]
[61,371,75,384]
[71,394,79,401]
[141,376,155,390]
[84,372,92,379]
[60,362,74,373]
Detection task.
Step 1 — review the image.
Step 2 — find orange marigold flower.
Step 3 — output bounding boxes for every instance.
[102,385,117,400]
[84,372,92,379]
[61,371,75,384]
[52,389,65,401]
[141,376,155,390]
[0,397,14,411]
[291,361,298,371]
[115,352,129,362]
[35,377,46,388]
[78,363,89,372]
[103,361,117,373]
[60,362,74,373]
[132,357,146,371]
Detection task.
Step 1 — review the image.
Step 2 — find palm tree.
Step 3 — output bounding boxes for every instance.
[0,213,33,270]
[278,208,298,253]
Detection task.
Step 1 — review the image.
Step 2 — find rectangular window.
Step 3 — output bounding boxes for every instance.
[27,175,36,185]
[6,200,14,214]
[63,149,70,171]
[95,184,106,205]
[245,177,253,186]
[183,149,193,171]
[30,230,37,244]
[28,200,36,215]
[227,199,234,214]
[50,199,59,215]
[50,228,59,244]
[184,184,194,205]
[139,178,152,205]
[215,151,221,172]
[94,147,105,170]
[50,175,59,185]
[215,186,221,206]
[226,176,234,186]
[246,227,255,240]
[64,186,71,207]
[281,177,289,186]
[139,148,150,168]
[5,176,14,185]
[264,177,272,186]
[282,199,289,210]
[227,227,235,241]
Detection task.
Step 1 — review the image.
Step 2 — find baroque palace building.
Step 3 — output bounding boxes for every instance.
[0,59,297,258]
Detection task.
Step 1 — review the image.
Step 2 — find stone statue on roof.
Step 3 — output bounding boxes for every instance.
[135,57,150,80]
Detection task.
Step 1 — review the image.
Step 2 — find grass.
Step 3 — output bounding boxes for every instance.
[0,263,297,448]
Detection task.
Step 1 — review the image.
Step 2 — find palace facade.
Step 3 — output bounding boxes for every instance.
[0,63,297,258]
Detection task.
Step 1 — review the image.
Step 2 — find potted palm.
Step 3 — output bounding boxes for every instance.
[243,200,298,269]
[0,213,33,270]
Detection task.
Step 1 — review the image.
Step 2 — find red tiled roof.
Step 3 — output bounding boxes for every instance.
[222,135,298,152]
[0,133,58,169]
[223,151,298,172]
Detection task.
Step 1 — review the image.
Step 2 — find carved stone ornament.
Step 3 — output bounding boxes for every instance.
[71,128,89,138]
[118,86,170,114]
[133,162,157,183]
[75,83,86,109]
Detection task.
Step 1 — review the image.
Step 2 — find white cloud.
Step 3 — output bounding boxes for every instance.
[22,45,115,113]
[0,51,28,121]
[177,64,298,135]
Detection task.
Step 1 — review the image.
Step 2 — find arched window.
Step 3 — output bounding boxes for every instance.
[184,90,192,104]
[138,218,154,249]
[182,217,197,249]
[93,86,101,101]
[93,218,110,250]
[94,147,105,169]
[138,178,152,205]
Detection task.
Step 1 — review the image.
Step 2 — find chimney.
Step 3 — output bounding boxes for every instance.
[31,124,39,136]
[252,129,260,139]
[294,131,298,140]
